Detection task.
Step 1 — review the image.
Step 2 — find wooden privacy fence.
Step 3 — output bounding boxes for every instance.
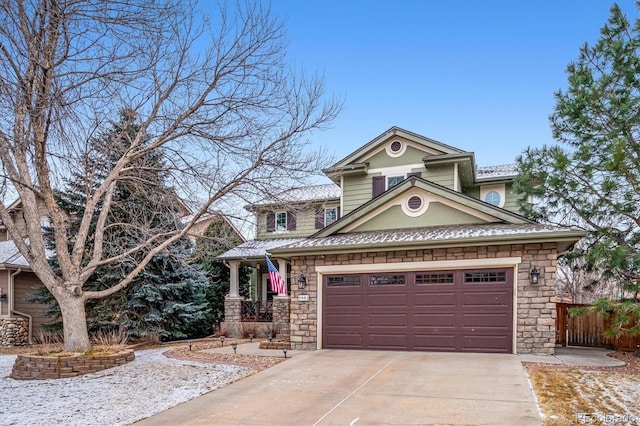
[556,303,640,351]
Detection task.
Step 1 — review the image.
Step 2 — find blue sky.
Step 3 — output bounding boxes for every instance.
[266,0,638,171]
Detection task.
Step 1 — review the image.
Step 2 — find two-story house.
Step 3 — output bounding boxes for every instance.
[218,127,584,354]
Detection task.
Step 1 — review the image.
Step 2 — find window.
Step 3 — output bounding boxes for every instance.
[370,274,406,286]
[390,140,402,153]
[276,212,287,231]
[485,191,501,206]
[464,271,506,283]
[325,207,338,226]
[327,275,361,287]
[416,273,454,284]
[387,175,404,189]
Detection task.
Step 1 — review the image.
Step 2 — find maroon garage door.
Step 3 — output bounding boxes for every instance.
[322,268,513,353]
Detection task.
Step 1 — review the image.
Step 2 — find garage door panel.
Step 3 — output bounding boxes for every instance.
[323,268,513,353]
[368,293,408,307]
[324,314,363,326]
[413,292,457,307]
[462,335,511,352]
[414,334,457,351]
[414,313,456,327]
[461,291,511,306]
[368,333,408,349]
[461,313,512,329]
[325,294,362,306]
[325,332,364,348]
[368,313,408,327]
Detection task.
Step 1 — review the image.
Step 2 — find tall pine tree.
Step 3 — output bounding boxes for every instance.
[36,109,209,340]
[515,4,640,337]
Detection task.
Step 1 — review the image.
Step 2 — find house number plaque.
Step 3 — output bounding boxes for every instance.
[297,294,310,302]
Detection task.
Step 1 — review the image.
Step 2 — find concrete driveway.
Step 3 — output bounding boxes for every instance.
[136,349,540,425]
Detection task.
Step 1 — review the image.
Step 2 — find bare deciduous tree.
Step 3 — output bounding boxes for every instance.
[0,0,340,350]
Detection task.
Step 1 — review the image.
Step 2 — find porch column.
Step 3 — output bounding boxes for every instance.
[228,260,240,297]
[277,258,288,295]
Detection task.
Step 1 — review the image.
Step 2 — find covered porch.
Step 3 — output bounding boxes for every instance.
[218,238,304,339]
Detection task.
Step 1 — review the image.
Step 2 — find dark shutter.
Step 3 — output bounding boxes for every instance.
[336,206,340,220]
[266,212,275,232]
[315,208,324,229]
[287,211,297,231]
[372,176,385,198]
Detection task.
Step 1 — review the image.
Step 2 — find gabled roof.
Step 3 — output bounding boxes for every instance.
[323,127,467,176]
[246,183,340,211]
[181,211,246,242]
[0,240,31,269]
[313,176,533,238]
[476,164,518,182]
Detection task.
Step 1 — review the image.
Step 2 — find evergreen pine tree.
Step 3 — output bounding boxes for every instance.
[34,109,209,340]
[187,219,251,337]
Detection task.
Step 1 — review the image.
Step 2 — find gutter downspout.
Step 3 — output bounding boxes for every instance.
[9,268,33,345]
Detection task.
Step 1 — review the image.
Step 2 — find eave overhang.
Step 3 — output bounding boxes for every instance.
[271,228,586,258]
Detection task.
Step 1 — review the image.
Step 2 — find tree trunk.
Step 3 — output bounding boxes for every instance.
[58,294,91,351]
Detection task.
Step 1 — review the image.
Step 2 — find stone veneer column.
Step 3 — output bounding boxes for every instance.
[272,295,290,339]
[289,257,317,350]
[223,295,244,337]
[516,243,558,355]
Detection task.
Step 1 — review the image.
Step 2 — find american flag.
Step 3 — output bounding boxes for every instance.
[265,255,287,295]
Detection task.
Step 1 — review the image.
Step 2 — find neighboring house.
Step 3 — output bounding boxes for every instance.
[182,211,246,244]
[0,200,54,345]
[219,127,585,355]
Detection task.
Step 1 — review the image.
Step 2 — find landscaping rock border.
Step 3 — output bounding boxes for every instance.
[10,349,135,380]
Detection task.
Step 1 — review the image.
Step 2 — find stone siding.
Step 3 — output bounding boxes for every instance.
[289,243,558,354]
[272,295,290,340]
[0,318,29,346]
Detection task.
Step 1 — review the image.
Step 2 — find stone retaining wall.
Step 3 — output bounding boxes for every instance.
[11,350,135,380]
[0,318,29,346]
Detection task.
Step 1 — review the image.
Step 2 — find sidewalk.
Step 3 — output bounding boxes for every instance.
[517,346,625,366]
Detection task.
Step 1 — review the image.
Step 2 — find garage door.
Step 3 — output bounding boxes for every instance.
[322,268,513,353]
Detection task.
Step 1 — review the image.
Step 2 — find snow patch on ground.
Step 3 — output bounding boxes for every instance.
[0,348,252,425]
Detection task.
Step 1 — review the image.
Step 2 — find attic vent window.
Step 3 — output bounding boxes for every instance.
[390,140,402,153]
[407,195,422,210]
[485,191,501,206]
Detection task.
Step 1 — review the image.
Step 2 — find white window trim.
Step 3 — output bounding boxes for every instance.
[386,174,406,190]
[480,184,506,208]
[385,139,407,157]
[275,211,287,232]
[324,207,338,226]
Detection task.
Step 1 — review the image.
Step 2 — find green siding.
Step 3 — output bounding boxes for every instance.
[462,183,524,215]
[351,202,488,232]
[366,145,429,168]
[342,173,372,215]
[424,164,455,189]
[503,183,522,214]
[256,205,338,239]
[463,186,480,199]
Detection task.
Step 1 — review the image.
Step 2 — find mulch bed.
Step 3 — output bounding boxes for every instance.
[163,340,286,372]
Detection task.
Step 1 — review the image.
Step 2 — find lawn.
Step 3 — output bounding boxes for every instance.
[526,352,640,425]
